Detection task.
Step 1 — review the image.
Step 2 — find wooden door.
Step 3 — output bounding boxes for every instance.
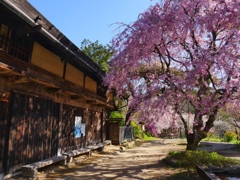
[108,121,120,145]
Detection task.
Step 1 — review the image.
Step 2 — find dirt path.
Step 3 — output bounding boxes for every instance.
[8,139,240,180]
[44,139,186,180]
[9,139,186,180]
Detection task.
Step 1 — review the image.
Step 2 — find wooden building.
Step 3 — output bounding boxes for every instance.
[0,0,114,176]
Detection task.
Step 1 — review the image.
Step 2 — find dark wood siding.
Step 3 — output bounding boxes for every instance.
[74,107,84,147]
[102,111,108,141]
[7,92,60,173]
[58,105,84,149]
[85,109,102,145]
[0,99,9,172]
[58,104,75,149]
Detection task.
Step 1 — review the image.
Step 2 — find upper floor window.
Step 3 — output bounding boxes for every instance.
[0,23,11,52]
[0,22,31,62]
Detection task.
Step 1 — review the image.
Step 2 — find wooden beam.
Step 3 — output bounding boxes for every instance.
[70,95,84,100]
[47,87,62,94]
[0,77,112,111]
[0,70,11,74]
[95,104,105,107]
[86,100,96,104]
[0,51,114,109]
[13,77,29,84]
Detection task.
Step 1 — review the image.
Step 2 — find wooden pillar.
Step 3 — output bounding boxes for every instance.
[0,92,11,174]
[57,103,63,155]
[100,111,103,142]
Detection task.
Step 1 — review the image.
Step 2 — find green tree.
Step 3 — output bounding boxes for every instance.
[81,39,127,120]
[80,39,112,72]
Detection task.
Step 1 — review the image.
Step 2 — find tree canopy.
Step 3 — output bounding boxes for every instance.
[104,0,240,150]
[80,39,112,72]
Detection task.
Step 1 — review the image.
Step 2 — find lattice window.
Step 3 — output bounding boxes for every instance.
[0,23,11,52]
[0,23,31,62]
[8,31,31,62]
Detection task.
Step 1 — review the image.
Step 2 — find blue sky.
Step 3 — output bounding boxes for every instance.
[28,0,159,47]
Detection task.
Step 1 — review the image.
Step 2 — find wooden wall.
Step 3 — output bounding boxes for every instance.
[102,111,108,141]
[58,105,89,149]
[58,106,105,148]
[65,63,84,87]
[58,104,77,149]
[0,91,108,174]
[0,99,8,172]
[31,42,98,95]
[31,42,64,77]
[85,76,97,93]
[84,109,102,145]
[7,92,60,173]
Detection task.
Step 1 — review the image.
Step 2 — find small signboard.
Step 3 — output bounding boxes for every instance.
[74,116,82,138]
[81,123,86,137]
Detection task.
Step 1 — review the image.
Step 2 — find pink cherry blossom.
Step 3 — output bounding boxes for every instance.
[104,0,240,150]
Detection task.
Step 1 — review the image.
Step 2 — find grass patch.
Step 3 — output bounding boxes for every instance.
[166,171,201,180]
[203,137,223,142]
[163,150,240,170]
[142,134,161,141]
[203,136,240,144]
[163,150,240,179]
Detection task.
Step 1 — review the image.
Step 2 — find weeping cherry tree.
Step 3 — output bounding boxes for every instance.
[104,0,240,150]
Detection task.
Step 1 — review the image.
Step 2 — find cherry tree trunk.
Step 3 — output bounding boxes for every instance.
[125,109,134,126]
[186,132,205,151]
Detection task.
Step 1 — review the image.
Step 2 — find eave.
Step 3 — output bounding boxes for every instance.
[0,51,114,110]
[0,0,105,81]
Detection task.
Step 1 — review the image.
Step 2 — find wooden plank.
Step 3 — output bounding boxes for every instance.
[85,76,97,93]
[62,148,90,157]
[22,156,66,170]
[22,156,66,177]
[65,63,84,87]
[86,144,104,151]
[196,165,220,180]
[62,140,111,163]
[102,140,112,146]
[13,77,29,84]
[31,42,64,77]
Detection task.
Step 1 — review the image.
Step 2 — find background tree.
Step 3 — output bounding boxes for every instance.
[220,101,240,139]
[213,120,233,139]
[80,39,130,121]
[104,0,240,150]
[80,39,112,72]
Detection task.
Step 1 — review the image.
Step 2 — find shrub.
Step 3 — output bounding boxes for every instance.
[213,120,233,139]
[223,131,237,142]
[109,111,125,126]
[131,121,144,139]
[109,111,124,119]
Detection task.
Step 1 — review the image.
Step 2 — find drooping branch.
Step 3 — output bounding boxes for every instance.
[104,0,240,150]
[175,103,188,135]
